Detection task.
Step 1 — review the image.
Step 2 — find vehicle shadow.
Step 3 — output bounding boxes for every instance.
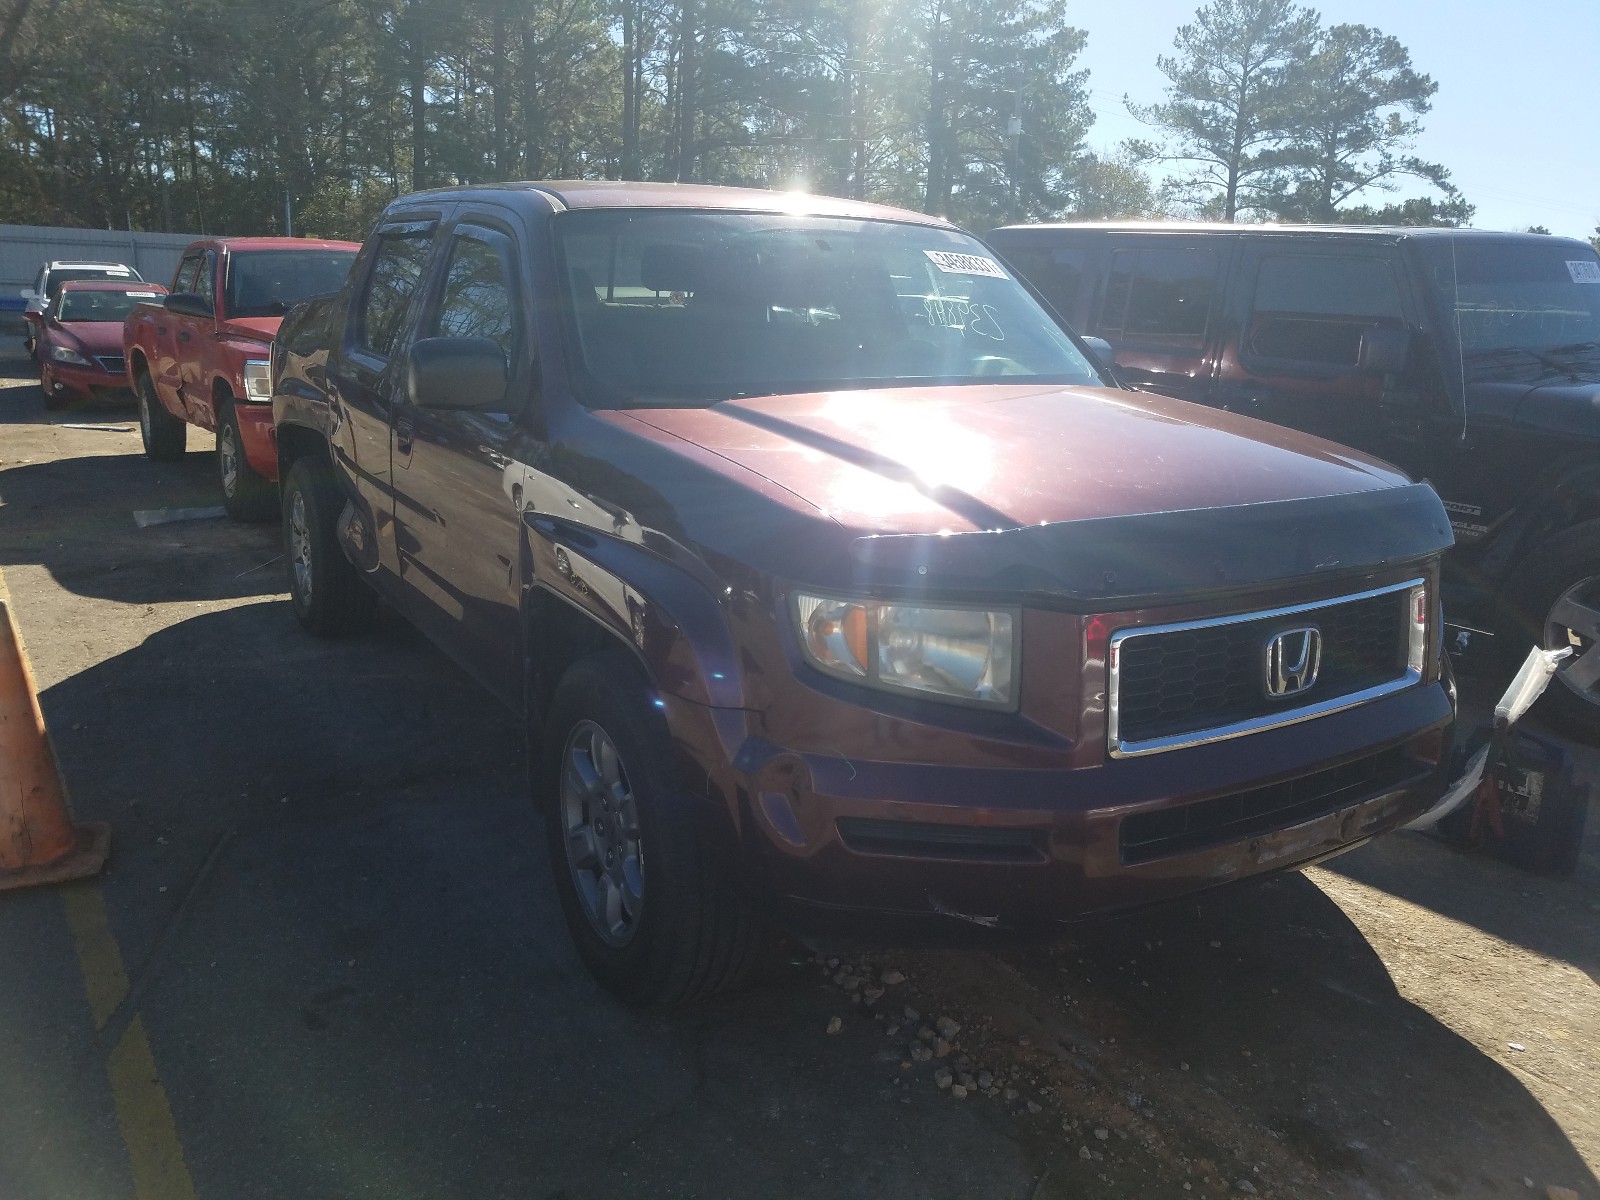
[29,602,1051,1200]
[27,600,1598,1200]
[0,380,283,605]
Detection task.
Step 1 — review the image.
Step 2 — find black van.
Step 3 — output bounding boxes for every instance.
[986,222,1600,736]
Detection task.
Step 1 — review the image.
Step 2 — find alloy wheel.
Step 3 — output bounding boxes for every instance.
[288,489,313,604]
[219,421,240,497]
[559,719,645,947]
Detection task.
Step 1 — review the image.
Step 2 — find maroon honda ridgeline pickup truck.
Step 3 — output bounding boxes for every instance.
[271,182,1456,1005]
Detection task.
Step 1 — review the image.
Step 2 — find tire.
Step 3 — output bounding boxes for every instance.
[135,371,186,461]
[216,398,277,521]
[542,651,761,1006]
[1509,518,1600,743]
[281,455,376,637]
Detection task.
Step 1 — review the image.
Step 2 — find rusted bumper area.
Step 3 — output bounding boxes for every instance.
[235,402,279,481]
[725,681,1453,935]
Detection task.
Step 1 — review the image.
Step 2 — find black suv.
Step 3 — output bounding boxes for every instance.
[987,223,1600,735]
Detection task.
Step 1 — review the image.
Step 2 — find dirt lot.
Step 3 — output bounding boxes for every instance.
[1,355,1596,1200]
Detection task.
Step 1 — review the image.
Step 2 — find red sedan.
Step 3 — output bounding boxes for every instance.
[37,279,168,409]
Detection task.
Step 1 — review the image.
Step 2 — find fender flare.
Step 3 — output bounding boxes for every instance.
[1476,455,1600,583]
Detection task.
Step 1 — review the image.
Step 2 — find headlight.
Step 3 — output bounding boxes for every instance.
[242,358,271,402]
[49,344,90,366]
[793,592,1016,708]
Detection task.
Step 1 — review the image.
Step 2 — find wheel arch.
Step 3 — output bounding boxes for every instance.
[1477,456,1600,585]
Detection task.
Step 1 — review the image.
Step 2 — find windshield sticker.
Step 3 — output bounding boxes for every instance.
[923,250,1009,279]
[921,296,1005,341]
[1566,260,1600,284]
[128,291,161,298]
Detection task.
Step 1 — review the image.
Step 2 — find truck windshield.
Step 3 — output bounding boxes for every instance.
[56,289,161,323]
[554,210,1102,406]
[226,250,357,318]
[1430,239,1600,356]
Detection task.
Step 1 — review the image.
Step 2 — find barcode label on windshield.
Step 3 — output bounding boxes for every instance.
[1566,260,1600,284]
[924,251,1009,279]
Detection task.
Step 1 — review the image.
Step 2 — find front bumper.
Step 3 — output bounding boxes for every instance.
[711,679,1453,935]
[42,358,132,403]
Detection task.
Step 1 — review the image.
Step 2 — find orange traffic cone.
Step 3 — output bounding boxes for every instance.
[0,599,109,890]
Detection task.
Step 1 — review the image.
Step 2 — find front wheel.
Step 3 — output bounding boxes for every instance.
[1510,519,1600,742]
[542,651,762,1006]
[135,372,186,461]
[281,456,375,637]
[217,399,276,521]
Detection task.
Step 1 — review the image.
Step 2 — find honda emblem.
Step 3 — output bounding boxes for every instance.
[1265,626,1321,698]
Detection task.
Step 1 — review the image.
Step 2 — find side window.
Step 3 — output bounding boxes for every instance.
[172,255,200,294]
[355,227,434,359]
[1097,247,1218,347]
[1246,255,1404,367]
[192,251,216,310]
[1003,245,1086,321]
[431,233,515,356]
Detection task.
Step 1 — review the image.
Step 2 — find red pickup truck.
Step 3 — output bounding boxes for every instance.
[124,237,359,518]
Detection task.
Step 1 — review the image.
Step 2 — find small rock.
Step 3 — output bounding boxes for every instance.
[1018,1034,1032,1046]
[840,974,862,992]
[955,1054,973,1071]
[977,1071,994,1090]
[826,1016,842,1035]
[1180,1062,1190,1071]
[1003,1087,1020,1102]
[958,1072,976,1089]
[1509,1042,1526,1053]
[1235,1182,1257,1195]
[911,1044,933,1063]
[1094,1128,1110,1141]
[934,1038,953,1058]
[934,1066,953,1089]
[936,1016,962,1039]
[903,1005,921,1022]
[1079,1145,1093,1161]
[1026,1100,1042,1114]
[881,970,906,986]
[863,986,884,1005]
[950,1084,968,1099]
[827,957,840,969]
[1546,1188,1580,1200]
[886,1023,900,1037]
[918,1026,935,1041]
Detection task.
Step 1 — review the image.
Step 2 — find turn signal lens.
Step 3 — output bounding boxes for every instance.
[1407,583,1429,674]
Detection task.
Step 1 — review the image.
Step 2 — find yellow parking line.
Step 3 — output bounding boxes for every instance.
[0,565,197,1199]
[107,1016,199,1200]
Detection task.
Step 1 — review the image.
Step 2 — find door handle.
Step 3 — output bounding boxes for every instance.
[396,418,414,455]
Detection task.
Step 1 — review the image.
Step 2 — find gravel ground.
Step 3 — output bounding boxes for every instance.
[0,356,1596,1200]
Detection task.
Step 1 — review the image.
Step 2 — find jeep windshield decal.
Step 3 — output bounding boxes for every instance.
[553,210,1101,407]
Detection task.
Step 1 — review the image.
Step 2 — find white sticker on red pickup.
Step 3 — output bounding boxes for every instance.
[1566,260,1600,284]
[923,250,1009,279]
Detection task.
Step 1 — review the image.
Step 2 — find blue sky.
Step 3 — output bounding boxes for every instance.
[1072,0,1598,239]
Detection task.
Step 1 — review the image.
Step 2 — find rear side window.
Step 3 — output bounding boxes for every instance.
[356,227,434,358]
[1247,255,1403,367]
[173,255,201,294]
[432,234,515,356]
[1097,247,1217,346]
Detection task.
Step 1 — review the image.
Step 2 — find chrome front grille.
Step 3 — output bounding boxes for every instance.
[1108,579,1423,757]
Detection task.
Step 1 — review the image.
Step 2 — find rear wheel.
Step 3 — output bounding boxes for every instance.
[542,651,762,1006]
[135,371,186,461]
[281,456,375,637]
[216,398,276,521]
[1510,519,1600,742]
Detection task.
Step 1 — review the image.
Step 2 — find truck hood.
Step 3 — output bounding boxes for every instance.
[217,315,281,344]
[619,383,1414,536]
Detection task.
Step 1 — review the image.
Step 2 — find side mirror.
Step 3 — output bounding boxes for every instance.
[407,336,509,412]
[1080,335,1115,369]
[163,291,213,319]
[1359,327,1411,375]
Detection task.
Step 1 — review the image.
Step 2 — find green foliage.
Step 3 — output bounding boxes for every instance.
[1127,0,1319,221]
[1328,195,1475,227]
[1133,1,1467,225]
[0,0,1094,235]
